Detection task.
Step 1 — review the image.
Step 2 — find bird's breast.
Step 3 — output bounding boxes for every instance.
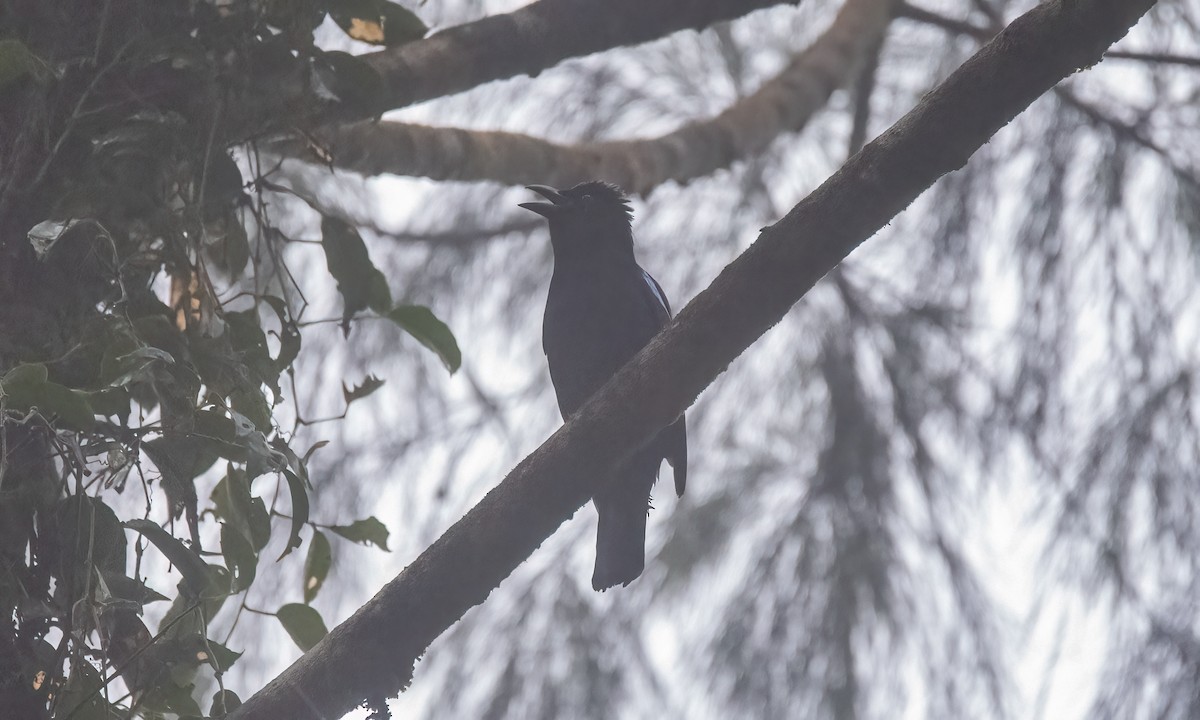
[542,269,661,415]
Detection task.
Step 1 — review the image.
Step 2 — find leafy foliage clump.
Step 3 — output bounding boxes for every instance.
[0,1,446,717]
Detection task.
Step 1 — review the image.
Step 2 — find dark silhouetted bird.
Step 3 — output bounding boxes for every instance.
[520,181,687,591]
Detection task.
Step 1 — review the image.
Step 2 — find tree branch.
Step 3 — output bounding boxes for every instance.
[897,1,1200,67]
[228,0,792,143]
[287,0,893,194]
[228,0,1156,717]
[362,0,796,112]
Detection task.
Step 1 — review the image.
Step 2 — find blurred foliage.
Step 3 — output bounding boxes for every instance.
[0,0,442,717]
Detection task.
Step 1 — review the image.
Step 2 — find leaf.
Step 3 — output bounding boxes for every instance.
[277,468,309,560]
[310,50,385,116]
[343,374,385,404]
[211,410,281,478]
[1,363,96,430]
[0,38,44,90]
[329,0,428,46]
[385,305,461,373]
[231,386,272,433]
[158,565,232,637]
[276,603,328,652]
[330,516,390,551]
[88,387,131,421]
[262,296,302,374]
[302,439,329,465]
[211,689,242,716]
[27,218,82,257]
[124,519,212,597]
[57,659,109,720]
[199,152,245,207]
[143,679,202,717]
[55,496,127,583]
[320,216,391,335]
[220,522,258,593]
[200,640,243,674]
[99,571,169,605]
[143,434,221,509]
[208,208,251,277]
[3,362,47,386]
[211,465,270,552]
[303,530,331,603]
[226,308,281,399]
[269,437,312,490]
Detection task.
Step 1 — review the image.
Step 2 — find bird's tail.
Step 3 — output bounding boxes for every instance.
[591,455,657,591]
[592,495,647,591]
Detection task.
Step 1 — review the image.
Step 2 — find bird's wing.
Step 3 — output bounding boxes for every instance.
[638,268,687,495]
[641,269,672,322]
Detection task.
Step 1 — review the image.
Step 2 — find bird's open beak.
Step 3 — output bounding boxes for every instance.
[518,185,566,217]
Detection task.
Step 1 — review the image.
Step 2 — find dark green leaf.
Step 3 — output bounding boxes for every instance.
[3,362,47,387]
[202,640,243,674]
[38,382,96,430]
[124,519,212,597]
[232,418,284,481]
[303,530,332,603]
[87,387,131,420]
[227,308,281,400]
[277,469,309,560]
[200,152,245,206]
[263,296,302,374]
[231,387,272,433]
[270,437,312,489]
[57,658,109,720]
[211,689,242,716]
[55,496,127,584]
[143,434,222,506]
[330,516,390,551]
[220,522,257,593]
[211,465,271,552]
[310,50,386,116]
[192,409,246,460]
[276,602,328,652]
[1,363,96,429]
[385,305,461,373]
[343,374,385,404]
[0,39,44,89]
[27,218,81,256]
[99,571,169,605]
[158,564,232,637]
[321,216,391,334]
[208,208,251,278]
[143,680,202,716]
[329,0,428,46]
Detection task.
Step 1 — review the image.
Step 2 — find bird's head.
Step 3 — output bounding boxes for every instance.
[519,181,635,258]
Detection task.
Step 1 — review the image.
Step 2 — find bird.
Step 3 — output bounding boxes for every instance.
[520,181,687,591]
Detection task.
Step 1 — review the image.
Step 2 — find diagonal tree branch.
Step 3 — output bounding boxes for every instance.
[898,0,1200,67]
[228,0,1156,717]
[361,0,797,112]
[228,0,793,143]
[286,0,892,194]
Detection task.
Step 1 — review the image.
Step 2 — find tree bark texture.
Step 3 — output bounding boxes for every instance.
[229,0,793,143]
[228,0,1157,717]
[296,0,891,194]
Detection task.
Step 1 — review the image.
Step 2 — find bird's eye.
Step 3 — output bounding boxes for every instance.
[581,193,593,204]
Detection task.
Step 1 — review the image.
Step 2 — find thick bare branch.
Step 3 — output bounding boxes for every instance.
[294,0,892,194]
[228,0,1156,717]
[362,0,796,111]
[229,0,792,142]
